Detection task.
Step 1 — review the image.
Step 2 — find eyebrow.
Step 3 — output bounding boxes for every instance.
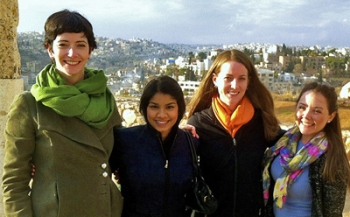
[299,102,324,110]
[221,73,247,77]
[149,101,176,106]
[57,40,88,43]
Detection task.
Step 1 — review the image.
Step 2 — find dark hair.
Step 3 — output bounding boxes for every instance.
[296,82,350,185]
[188,49,280,141]
[44,9,97,50]
[139,76,186,126]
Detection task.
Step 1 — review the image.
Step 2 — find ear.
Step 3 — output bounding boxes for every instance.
[328,112,336,123]
[212,73,217,87]
[46,45,54,58]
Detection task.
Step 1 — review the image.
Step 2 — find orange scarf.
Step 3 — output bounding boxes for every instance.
[212,95,254,138]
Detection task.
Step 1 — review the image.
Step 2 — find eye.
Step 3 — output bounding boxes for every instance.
[314,109,322,114]
[77,43,87,48]
[148,105,158,109]
[223,77,233,81]
[166,105,175,110]
[298,105,306,110]
[57,43,68,48]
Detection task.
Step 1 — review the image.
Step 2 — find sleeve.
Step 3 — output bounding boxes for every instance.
[310,155,348,217]
[109,129,122,172]
[186,116,196,126]
[321,177,347,216]
[2,93,36,217]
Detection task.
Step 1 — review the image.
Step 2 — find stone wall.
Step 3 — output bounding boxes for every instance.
[0,1,22,216]
[0,0,21,79]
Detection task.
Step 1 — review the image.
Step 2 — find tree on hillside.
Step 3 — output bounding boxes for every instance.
[196,52,207,62]
[326,56,346,76]
[293,63,303,76]
[185,67,196,81]
[188,52,195,64]
[286,61,294,72]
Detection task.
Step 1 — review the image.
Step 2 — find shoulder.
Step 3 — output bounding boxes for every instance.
[11,91,35,105]
[115,125,148,139]
[7,92,37,117]
[116,125,144,133]
[188,108,213,124]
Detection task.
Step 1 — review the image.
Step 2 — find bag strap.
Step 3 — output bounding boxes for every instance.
[184,130,200,179]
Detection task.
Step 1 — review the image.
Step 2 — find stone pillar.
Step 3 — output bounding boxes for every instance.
[0,0,23,215]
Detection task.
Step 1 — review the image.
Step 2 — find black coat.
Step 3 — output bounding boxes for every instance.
[188,107,281,217]
[110,125,195,217]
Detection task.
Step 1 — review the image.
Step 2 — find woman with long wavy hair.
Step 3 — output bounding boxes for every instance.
[187,49,283,216]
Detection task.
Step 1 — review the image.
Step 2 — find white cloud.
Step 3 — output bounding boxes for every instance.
[17,0,350,47]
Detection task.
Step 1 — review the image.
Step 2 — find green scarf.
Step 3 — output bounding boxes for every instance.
[31,64,115,129]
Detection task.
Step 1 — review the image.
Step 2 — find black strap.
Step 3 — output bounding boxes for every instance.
[184,130,200,179]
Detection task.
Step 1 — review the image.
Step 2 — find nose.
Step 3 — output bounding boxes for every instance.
[67,47,76,57]
[230,79,237,88]
[157,109,167,118]
[302,108,312,119]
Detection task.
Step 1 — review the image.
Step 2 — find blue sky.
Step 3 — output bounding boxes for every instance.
[18,0,350,47]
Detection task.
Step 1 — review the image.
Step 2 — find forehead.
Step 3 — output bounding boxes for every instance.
[299,90,328,107]
[54,32,87,41]
[218,61,248,76]
[149,93,176,103]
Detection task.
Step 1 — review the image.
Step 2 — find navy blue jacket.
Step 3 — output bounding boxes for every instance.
[110,125,195,217]
[188,108,282,217]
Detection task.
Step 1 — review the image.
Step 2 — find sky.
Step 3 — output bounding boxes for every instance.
[17,0,350,48]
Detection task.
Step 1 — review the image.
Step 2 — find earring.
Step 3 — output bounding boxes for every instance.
[327,120,331,123]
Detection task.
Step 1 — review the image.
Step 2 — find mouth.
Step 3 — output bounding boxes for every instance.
[227,90,239,95]
[65,60,80,65]
[301,121,315,127]
[155,120,170,126]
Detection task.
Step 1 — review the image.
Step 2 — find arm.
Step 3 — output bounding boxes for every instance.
[109,129,123,185]
[109,129,122,173]
[179,124,199,138]
[321,178,347,216]
[2,93,36,216]
[310,155,347,217]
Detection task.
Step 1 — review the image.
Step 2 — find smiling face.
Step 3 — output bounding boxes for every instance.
[296,90,336,143]
[146,93,179,140]
[212,61,249,111]
[47,32,91,85]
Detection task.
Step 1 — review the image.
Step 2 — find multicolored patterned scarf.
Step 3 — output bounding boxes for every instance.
[31,64,115,129]
[262,126,328,208]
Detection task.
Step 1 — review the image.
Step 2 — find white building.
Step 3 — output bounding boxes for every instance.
[178,80,200,95]
[340,82,350,99]
[277,72,296,82]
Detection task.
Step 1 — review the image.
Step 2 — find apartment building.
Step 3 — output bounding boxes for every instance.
[257,68,274,91]
[178,80,200,95]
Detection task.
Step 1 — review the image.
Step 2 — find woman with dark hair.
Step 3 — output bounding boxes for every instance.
[187,49,283,216]
[263,82,350,217]
[2,9,123,217]
[110,75,196,216]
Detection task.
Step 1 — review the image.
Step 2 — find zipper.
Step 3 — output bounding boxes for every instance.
[158,133,177,217]
[232,138,237,216]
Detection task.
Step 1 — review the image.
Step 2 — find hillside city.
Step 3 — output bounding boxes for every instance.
[18,31,350,98]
